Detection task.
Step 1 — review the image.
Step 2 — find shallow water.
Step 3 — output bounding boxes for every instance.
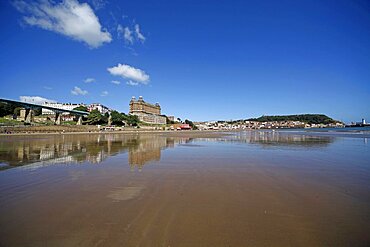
[0,131,369,246]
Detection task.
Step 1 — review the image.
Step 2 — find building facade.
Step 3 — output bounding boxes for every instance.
[88,103,110,115]
[129,96,166,125]
[42,102,86,115]
[41,102,110,115]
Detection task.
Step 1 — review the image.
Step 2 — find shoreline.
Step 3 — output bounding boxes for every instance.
[0,129,233,137]
[1,126,369,137]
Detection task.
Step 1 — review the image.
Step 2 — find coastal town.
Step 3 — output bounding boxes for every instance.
[0,96,362,134]
[195,119,345,130]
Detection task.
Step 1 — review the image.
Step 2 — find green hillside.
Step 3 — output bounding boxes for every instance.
[246,114,338,125]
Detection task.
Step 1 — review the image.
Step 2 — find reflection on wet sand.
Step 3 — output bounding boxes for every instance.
[0,131,369,247]
[0,134,194,171]
[0,132,335,171]
[228,131,335,147]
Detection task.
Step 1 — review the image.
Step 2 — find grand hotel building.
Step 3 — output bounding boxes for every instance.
[129,96,166,125]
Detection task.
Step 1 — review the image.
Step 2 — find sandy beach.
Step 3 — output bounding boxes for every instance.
[0,131,369,246]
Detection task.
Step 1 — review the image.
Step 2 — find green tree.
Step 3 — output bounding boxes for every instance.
[246,114,338,125]
[33,107,42,116]
[14,107,21,117]
[73,106,89,112]
[123,113,140,126]
[86,109,107,125]
[166,116,175,124]
[0,102,16,117]
[185,119,198,130]
[110,110,125,126]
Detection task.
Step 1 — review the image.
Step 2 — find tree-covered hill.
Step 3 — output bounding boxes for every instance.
[246,114,339,125]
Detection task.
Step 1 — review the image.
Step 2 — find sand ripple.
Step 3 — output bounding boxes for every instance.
[107,186,144,201]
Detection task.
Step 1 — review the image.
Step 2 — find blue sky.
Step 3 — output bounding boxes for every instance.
[0,0,369,122]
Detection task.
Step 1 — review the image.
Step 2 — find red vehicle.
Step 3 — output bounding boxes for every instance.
[179,124,191,130]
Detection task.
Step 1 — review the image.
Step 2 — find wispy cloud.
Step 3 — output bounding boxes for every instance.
[117,24,133,44]
[111,80,121,85]
[20,96,55,104]
[126,80,139,86]
[124,27,134,44]
[43,86,52,90]
[71,86,88,95]
[84,77,95,83]
[134,24,145,43]
[90,0,107,10]
[117,23,145,45]
[107,63,149,84]
[12,0,112,48]
[101,90,108,96]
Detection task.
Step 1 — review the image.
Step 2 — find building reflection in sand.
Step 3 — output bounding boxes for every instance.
[0,134,191,171]
[0,131,335,170]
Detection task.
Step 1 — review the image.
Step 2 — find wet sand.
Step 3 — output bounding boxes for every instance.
[0,132,369,246]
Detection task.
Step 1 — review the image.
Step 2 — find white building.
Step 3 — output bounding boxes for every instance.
[88,103,111,115]
[42,102,86,115]
[41,102,110,115]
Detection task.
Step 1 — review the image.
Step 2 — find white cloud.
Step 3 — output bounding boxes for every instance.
[71,86,88,95]
[84,77,95,83]
[126,80,139,86]
[20,96,56,104]
[111,80,121,85]
[117,24,133,44]
[13,0,112,48]
[134,24,145,42]
[101,91,108,96]
[43,86,52,90]
[107,63,149,84]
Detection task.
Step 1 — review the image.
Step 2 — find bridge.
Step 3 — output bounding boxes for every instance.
[0,98,89,125]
